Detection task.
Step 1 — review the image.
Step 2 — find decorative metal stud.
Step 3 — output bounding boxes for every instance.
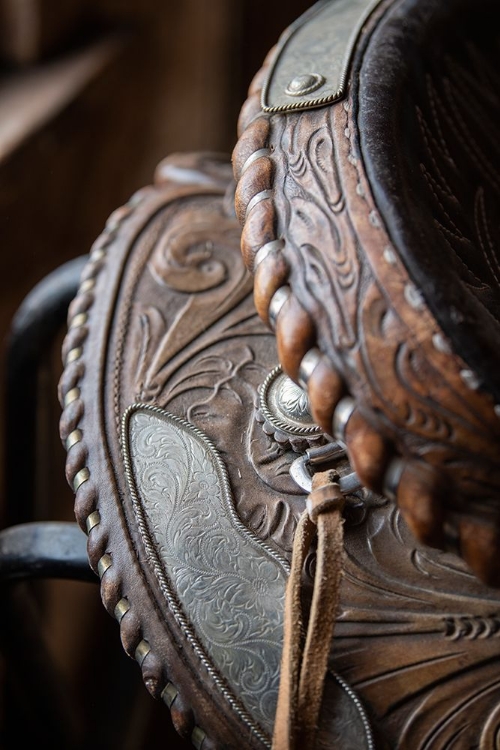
[86,510,101,534]
[241,148,271,175]
[268,286,291,330]
[69,313,88,329]
[192,727,207,750]
[285,73,325,97]
[245,189,273,220]
[64,387,80,407]
[460,369,480,391]
[254,239,285,268]
[114,598,130,623]
[66,429,83,451]
[80,279,95,293]
[97,553,112,579]
[382,458,405,501]
[66,347,83,364]
[73,467,90,492]
[259,366,323,438]
[135,639,151,666]
[332,397,356,443]
[298,347,322,389]
[161,682,178,708]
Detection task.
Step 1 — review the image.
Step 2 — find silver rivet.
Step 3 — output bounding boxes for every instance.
[161,682,178,708]
[66,347,83,364]
[97,553,112,579]
[192,727,206,750]
[69,313,88,329]
[460,369,480,391]
[432,332,452,354]
[268,286,291,330]
[332,397,356,443]
[91,248,105,261]
[298,348,322,389]
[241,148,271,175]
[254,239,284,268]
[404,284,424,310]
[114,598,130,623]
[383,247,397,265]
[66,429,83,451]
[64,387,80,407]
[73,467,90,492]
[245,189,273,220]
[80,279,95,293]
[86,511,101,534]
[135,639,150,666]
[286,73,325,97]
[383,458,405,501]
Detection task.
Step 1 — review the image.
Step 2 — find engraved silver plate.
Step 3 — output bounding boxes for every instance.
[123,404,375,748]
[123,405,288,740]
[259,366,323,437]
[262,0,384,113]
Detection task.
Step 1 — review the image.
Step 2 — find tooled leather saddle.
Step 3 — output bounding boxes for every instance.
[59,1,500,747]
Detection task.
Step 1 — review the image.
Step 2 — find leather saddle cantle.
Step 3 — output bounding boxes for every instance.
[59,1,500,748]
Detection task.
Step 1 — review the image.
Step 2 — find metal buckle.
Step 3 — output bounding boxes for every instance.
[289,441,362,494]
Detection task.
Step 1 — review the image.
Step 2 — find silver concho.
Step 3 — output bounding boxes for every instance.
[258,365,323,438]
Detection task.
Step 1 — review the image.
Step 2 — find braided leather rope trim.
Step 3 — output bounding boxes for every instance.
[231,1,500,583]
[58,189,217,750]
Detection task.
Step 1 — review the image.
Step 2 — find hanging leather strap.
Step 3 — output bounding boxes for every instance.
[272,470,345,750]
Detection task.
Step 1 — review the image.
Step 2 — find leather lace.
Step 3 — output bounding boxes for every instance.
[272,470,345,750]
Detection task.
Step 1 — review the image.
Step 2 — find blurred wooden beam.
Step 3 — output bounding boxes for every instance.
[0,0,87,65]
[0,35,122,162]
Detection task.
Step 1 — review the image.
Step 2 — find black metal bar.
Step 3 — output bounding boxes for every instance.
[4,256,88,526]
[0,521,94,582]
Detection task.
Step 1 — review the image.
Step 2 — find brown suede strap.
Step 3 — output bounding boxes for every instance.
[272,471,345,750]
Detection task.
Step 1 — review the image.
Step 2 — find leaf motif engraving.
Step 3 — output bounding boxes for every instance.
[124,405,289,735]
[333,503,500,748]
[136,205,253,400]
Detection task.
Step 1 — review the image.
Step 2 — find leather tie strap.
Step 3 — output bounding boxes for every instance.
[273,470,345,750]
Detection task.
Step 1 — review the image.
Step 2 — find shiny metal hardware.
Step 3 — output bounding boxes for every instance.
[262,0,384,113]
[245,189,274,220]
[114,597,130,623]
[286,73,325,97]
[382,457,404,502]
[298,347,322,389]
[290,441,362,494]
[259,365,323,437]
[254,239,285,268]
[268,286,291,330]
[332,396,356,443]
[161,682,179,708]
[135,639,151,666]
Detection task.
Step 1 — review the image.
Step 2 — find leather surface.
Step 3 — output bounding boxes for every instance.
[59,0,500,746]
[60,152,500,749]
[233,0,500,583]
[357,0,500,402]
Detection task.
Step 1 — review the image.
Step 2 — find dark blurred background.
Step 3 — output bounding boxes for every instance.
[0,1,311,748]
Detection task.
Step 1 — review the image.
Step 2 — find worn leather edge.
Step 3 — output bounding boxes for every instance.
[57,178,233,750]
[232,3,500,494]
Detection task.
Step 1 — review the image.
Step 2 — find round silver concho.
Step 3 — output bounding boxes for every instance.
[258,366,324,441]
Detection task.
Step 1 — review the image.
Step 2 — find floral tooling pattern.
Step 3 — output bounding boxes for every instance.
[126,407,288,735]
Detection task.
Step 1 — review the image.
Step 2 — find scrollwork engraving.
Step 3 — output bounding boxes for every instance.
[125,406,288,734]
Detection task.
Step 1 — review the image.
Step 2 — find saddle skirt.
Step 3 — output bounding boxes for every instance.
[60,0,500,746]
[59,152,500,748]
